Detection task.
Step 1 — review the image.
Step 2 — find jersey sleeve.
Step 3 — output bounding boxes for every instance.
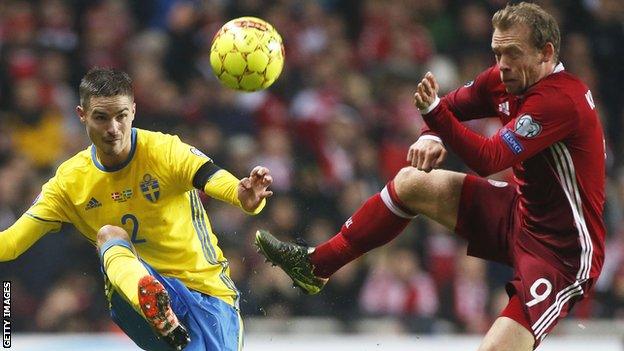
[166,135,216,191]
[444,65,500,119]
[0,214,61,261]
[420,65,499,136]
[422,89,577,176]
[26,174,70,224]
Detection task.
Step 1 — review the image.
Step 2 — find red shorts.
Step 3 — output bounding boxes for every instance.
[455,175,593,347]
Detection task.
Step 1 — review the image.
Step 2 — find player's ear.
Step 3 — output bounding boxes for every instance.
[541,42,555,63]
[131,102,136,121]
[76,105,86,124]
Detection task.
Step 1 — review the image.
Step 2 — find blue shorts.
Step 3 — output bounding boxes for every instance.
[101,242,243,351]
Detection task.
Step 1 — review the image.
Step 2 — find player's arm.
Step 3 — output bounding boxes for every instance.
[166,134,272,214]
[418,65,500,135]
[192,162,273,214]
[0,214,61,261]
[415,73,576,176]
[410,66,500,171]
[1,173,68,261]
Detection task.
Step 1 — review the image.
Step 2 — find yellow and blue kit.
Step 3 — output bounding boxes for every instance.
[0,128,264,350]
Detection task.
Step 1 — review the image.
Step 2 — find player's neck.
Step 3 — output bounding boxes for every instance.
[95,143,132,169]
[538,61,557,81]
[523,61,557,95]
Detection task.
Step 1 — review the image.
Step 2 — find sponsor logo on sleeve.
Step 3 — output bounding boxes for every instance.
[500,128,524,154]
[514,115,541,138]
[190,147,212,161]
[487,179,508,187]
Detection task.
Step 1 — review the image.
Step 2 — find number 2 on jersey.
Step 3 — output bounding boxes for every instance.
[121,214,146,244]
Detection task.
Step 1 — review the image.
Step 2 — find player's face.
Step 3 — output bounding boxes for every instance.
[77,95,136,165]
[491,24,545,95]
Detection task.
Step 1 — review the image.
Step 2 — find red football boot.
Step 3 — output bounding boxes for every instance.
[138,275,190,350]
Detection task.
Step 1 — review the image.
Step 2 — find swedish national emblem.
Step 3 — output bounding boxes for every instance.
[140,174,160,203]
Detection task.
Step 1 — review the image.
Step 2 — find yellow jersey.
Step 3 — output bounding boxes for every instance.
[8,128,259,308]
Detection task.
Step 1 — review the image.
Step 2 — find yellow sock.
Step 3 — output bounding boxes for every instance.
[102,245,150,312]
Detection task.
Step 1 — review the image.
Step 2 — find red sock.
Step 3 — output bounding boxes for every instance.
[310,181,416,278]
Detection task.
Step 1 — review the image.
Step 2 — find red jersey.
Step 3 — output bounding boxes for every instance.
[423,63,606,280]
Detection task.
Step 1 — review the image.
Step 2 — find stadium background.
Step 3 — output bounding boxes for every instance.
[1,0,623,349]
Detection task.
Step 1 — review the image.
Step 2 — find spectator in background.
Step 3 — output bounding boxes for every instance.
[588,0,624,165]
[7,77,70,170]
[452,252,490,334]
[252,127,295,193]
[360,248,438,332]
[601,267,624,318]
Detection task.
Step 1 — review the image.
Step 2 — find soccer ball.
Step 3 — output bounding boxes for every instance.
[210,17,285,92]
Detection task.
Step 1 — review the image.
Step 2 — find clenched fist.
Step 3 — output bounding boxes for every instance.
[407,137,447,172]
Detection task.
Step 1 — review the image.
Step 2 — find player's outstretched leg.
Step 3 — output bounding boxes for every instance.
[255,179,417,294]
[256,169,464,294]
[255,229,328,294]
[138,276,190,350]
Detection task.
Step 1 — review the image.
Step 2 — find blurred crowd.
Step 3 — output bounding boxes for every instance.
[1,0,624,336]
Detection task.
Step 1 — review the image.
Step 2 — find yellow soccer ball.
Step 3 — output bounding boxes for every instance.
[210,17,285,92]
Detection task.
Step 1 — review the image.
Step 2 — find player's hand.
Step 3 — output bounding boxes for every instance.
[238,166,273,212]
[414,72,439,111]
[407,138,447,172]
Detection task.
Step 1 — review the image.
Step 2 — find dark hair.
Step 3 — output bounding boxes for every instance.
[79,68,134,108]
[492,2,561,62]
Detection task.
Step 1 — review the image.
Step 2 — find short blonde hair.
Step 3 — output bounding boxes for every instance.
[492,2,560,62]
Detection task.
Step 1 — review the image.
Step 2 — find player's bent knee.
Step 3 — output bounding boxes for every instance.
[393,167,430,199]
[97,225,131,247]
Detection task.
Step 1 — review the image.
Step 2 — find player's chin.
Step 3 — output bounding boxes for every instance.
[503,81,524,95]
[503,85,516,94]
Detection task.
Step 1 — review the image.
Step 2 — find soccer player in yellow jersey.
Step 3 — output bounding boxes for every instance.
[0,68,273,351]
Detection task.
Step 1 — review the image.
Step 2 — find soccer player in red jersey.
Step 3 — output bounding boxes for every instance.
[255,2,605,350]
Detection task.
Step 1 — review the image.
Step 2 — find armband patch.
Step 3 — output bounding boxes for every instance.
[501,128,524,155]
[192,162,222,189]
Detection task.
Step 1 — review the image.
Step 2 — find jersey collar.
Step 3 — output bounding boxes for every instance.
[553,62,565,74]
[518,62,566,99]
[91,128,137,172]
